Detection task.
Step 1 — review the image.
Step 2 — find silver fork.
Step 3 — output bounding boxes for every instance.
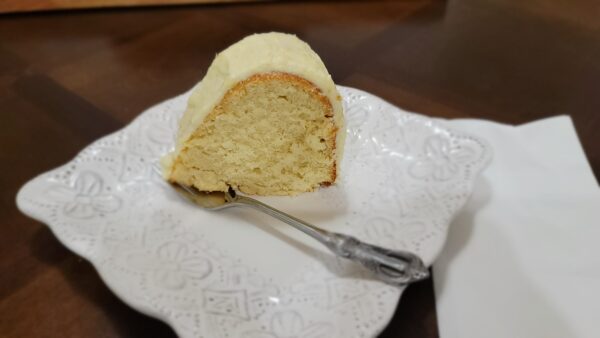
[170,183,429,286]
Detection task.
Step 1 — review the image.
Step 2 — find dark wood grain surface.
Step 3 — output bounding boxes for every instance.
[1,0,599,337]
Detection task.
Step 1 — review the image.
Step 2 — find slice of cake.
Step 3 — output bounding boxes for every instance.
[162,32,344,196]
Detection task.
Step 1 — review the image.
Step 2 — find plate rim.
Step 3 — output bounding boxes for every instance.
[16,85,492,337]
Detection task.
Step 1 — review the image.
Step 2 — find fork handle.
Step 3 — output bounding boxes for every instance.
[320,232,429,285]
[233,195,429,286]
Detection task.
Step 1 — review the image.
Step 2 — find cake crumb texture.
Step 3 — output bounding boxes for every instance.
[170,72,337,195]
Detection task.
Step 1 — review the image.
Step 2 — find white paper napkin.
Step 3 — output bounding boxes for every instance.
[433,115,600,338]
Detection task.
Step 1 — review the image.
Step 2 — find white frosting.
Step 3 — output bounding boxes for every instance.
[164,32,345,177]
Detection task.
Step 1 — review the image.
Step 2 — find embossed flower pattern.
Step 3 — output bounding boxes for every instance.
[409,135,476,181]
[154,242,212,290]
[243,311,333,338]
[45,171,121,219]
[146,121,175,145]
[345,105,369,144]
[18,87,490,338]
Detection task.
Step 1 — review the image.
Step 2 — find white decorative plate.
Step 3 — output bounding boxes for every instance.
[17,86,490,338]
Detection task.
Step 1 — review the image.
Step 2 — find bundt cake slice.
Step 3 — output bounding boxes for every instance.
[162,32,344,196]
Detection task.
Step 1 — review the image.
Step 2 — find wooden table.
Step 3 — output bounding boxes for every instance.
[1,0,598,337]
